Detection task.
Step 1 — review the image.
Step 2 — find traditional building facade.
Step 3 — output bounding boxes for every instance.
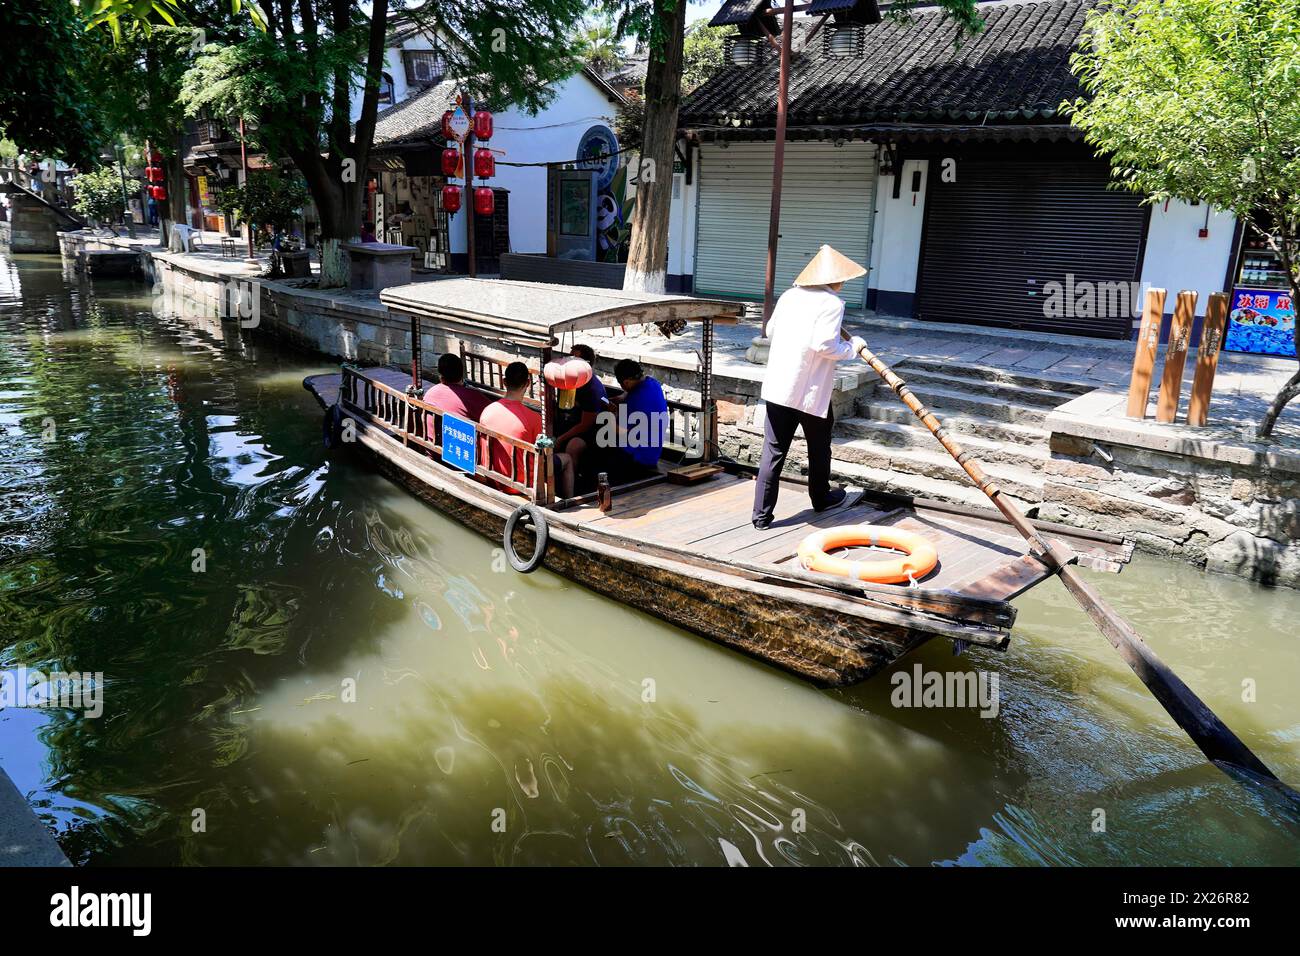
[669,0,1241,341]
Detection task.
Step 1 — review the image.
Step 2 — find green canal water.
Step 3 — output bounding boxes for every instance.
[1,253,1297,866]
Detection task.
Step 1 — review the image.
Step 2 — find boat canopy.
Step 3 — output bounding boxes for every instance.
[380,278,741,348]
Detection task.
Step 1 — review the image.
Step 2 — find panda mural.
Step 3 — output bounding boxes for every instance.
[576,125,631,263]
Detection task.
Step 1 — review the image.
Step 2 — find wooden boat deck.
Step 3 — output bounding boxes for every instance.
[564,473,1081,603]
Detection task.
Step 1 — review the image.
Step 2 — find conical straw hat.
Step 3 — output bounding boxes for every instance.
[793,244,867,287]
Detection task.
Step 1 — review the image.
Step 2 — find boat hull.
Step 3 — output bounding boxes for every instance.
[347,424,932,685]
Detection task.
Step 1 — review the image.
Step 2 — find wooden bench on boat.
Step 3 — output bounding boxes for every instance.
[303,278,1133,686]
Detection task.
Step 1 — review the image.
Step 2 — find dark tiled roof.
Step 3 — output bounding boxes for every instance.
[372,80,460,147]
[710,0,768,27]
[684,0,1093,127]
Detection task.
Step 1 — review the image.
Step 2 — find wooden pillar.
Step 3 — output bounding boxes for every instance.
[1126,287,1166,419]
[1155,290,1197,423]
[1187,292,1229,427]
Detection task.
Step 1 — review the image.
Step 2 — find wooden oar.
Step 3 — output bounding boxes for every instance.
[842,331,1296,793]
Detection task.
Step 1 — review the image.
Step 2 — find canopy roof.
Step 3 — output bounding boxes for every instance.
[381,278,741,347]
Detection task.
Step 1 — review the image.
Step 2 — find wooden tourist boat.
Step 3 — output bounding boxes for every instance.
[303,279,1133,686]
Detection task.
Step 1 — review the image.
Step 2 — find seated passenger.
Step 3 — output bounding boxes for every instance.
[554,343,609,488]
[599,359,668,483]
[426,353,492,422]
[480,362,573,497]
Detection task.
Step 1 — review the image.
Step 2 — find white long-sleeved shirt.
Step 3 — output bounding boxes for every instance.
[759,285,855,418]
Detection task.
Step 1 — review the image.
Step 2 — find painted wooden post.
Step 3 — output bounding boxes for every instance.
[1126,288,1166,419]
[1155,290,1197,423]
[1187,292,1229,427]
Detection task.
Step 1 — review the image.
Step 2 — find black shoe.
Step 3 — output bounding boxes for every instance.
[813,487,848,512]
[752,515,773,530]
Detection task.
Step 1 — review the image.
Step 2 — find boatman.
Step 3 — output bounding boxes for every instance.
[752,244,869,530]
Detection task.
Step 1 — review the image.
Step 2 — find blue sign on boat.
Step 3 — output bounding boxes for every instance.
[441,413,477,474]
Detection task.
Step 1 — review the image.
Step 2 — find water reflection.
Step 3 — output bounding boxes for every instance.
[1,254,1298,867]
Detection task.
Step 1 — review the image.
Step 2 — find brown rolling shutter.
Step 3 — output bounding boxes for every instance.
[915,158,1147,339]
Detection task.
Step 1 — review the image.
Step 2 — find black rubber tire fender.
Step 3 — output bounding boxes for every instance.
[503,504,549,573]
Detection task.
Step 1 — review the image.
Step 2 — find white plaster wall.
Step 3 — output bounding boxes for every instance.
[868,158,928,300]
[349,37,433,122]
[447,71,619,255]
[1140,199,1237,315]
[667,146,700,280]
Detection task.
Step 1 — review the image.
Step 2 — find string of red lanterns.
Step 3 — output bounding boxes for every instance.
[439,102,495,219]
[145,149,167,202]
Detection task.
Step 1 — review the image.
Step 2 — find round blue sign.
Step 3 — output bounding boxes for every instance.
[576,125,619,191]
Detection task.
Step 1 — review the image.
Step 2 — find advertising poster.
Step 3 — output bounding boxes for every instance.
[1225,287,1296,357]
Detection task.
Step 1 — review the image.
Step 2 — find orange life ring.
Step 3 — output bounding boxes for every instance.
[797,524,939,585]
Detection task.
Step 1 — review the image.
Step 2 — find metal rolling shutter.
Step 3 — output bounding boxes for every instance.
[695,142,876,307]
[916,159,1147,338]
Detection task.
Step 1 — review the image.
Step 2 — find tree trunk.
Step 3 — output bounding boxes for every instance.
[622,0,686,295]
[1255,236,1300,439]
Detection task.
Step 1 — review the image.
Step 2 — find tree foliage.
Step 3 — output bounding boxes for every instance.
[0,0,105,165]
[72,165,126,225]
[1066,0,1300,436]
[216,169,309,233]
[682,20,726,92]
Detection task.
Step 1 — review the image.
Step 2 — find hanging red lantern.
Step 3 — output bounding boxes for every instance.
[441,184,462,213]
[440,147,460,178]
[542,357,592,410]
[149,185,167,201]
[145,165,165,183]
[472,110,493,141]
[473,186,495,217]
[441,111,456,141]
[148,149,164,166]
[473,147,495,178]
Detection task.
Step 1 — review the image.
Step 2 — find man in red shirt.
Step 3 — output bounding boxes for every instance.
[480,362,572,497]
[426,353,492,422]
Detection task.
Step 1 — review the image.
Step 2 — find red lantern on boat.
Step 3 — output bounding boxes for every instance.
[441,184,462,213]
[542,357,592,410]
[473,147,495,178]
[472,110,493,141]
[441,110,455,141]
[441,147,460,177]
[473,186,495,217]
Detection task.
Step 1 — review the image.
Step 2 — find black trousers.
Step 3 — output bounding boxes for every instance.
[752,400,835,522]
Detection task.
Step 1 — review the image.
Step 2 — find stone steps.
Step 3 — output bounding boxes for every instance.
[830,432,1046,501]
[895,357,1095,397]
[855,397,1055,439]
[830,460,1040,514]
[859,380,1059,424]
[835,416,1052,471]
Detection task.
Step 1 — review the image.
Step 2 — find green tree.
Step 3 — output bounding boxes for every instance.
[1066,0,1300,438]
[72,165,126,226]
[576,14,622,75]
[682,19,725,92]
[182,0,588,287]
[216,169,309,237]
[0,0,105,165]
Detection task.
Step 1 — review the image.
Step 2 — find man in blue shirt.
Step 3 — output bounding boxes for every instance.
[601,358,667,483]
